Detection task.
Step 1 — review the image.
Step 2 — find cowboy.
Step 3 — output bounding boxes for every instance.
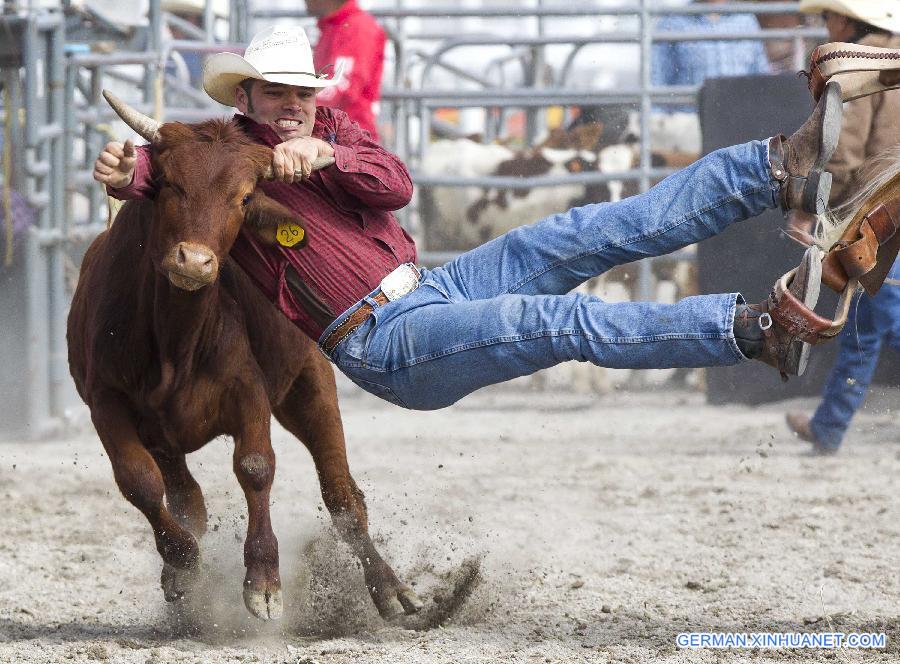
[785,0,900,454]
[92,25,893,411]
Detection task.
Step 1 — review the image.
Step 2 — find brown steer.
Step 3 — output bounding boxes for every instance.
[67,92,422,621]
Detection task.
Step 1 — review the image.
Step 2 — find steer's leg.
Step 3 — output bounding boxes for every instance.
[152,451,208,537]
[89,391,200,597]
[151,451,209,601]
[274,356,423,619]
[231,391,282,620]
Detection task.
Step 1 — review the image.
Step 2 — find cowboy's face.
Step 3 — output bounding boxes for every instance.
[304,0,342,18]
[821,11,855,42]
[235,80,317,141]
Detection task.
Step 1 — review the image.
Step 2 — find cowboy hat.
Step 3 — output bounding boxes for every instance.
[203,26,343,107]
[799,0,900,34]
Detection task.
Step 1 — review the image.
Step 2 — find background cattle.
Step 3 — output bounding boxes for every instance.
[66,92,422,622]
[420,140,609,251]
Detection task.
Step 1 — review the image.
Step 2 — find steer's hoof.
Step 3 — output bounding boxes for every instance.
[160,562,196,602]
[398,586,425,614]
[243,587,283,620]
[374,584,424,620]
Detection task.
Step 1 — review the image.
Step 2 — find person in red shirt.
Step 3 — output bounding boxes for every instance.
[92,25,898,411]
[305,0,386,140]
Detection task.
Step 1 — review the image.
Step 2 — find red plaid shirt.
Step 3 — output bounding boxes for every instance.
[109,108,417,340]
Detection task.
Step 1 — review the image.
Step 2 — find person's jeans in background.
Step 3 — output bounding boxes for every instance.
[810,258,900,449]
[323,140,780,410]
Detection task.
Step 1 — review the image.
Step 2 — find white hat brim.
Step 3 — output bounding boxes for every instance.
[202,52,343,107]
[798,0,900,33]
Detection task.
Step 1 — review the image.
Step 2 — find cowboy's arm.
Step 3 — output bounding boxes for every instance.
[316,111,412,211]
[96,143,159,200]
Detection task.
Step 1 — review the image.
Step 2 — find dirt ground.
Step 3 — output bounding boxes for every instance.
[0,374,898,664]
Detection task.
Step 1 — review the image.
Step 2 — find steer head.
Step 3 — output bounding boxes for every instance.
[104,90,319,292]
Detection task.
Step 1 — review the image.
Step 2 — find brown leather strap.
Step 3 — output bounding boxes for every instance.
[861,230,900,295]
[767,135,789,183]
[869,198,900,243]
[807,46,827,101]
[822,199,900,295]
[320,291,390,356]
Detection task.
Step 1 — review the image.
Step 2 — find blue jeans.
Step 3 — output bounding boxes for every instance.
[320,140,779,410]
[809,258,900,449]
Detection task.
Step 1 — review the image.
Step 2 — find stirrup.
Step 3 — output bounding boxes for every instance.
[770,268,858,346]
[763,246,822,378]
[806,42,900,102]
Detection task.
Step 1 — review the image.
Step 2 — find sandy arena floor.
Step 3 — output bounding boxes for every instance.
[0,376,897,663]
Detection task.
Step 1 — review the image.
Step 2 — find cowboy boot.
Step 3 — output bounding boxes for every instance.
[768,81,843,214]
[733,245,824,379]
[785,412,839,456]
[786,412,817,443]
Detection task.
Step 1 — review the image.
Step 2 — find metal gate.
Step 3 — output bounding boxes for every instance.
[1,0,825,437]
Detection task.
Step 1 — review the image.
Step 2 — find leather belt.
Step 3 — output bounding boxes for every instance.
[321,291,390,356]
[320,263,421,357]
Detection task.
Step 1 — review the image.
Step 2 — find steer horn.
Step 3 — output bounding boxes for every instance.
[263,156,336,181]
[102,89,162,144]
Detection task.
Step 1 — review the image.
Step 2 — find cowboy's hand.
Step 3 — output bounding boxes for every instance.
[272,137,335,184]
[93,140,137,189]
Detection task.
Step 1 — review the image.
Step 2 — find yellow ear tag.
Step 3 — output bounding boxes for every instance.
[276,222,305,247]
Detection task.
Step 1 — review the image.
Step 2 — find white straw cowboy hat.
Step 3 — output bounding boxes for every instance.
[799,0,900,34]
[203,26,344,107]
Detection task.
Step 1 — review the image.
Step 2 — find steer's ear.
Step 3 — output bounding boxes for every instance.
[244,193,309,248]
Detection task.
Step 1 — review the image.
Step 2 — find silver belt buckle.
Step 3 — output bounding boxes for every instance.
[380,263,420,302]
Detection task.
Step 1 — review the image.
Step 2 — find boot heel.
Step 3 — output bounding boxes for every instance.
[787,247,821,376]
[799,80,842,214]
[802,170,832,215]
[791,338,812,377]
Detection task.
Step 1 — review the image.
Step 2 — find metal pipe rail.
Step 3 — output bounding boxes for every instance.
[412,168,677,189]
[418,245,696,270]
[1,9,69,438]
[253,3,804,20]
[380,27,825,45]
[2,0,830,427]
[5,2,256,437]
[361,2,823,339]
[383,87,698,107]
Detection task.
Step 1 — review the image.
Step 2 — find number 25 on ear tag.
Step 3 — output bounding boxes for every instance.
[276,222,305,247]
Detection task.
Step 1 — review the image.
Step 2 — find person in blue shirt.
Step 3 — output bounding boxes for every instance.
[652,0,770,112]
